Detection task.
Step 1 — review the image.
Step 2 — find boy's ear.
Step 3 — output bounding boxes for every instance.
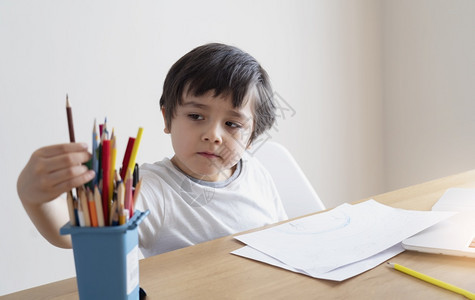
[161,107,170,134]
[246,140,252,150]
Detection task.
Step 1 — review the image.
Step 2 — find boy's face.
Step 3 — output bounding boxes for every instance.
[164,90,254,182]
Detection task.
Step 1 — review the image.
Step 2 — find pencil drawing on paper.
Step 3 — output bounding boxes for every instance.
[277,210,351,235]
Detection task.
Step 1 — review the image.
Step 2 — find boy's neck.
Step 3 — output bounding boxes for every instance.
[170,156,237,182]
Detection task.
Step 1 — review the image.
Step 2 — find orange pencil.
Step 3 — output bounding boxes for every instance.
[87,188,98,227]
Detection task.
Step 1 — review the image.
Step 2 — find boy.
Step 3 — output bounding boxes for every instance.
[17,43,288,257]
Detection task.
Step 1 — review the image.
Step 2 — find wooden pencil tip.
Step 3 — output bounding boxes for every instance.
[66,94,71,107]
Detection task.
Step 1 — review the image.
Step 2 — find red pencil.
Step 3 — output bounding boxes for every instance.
[101,139,111,222]
[99,124,104,139]
[120,137,135,180]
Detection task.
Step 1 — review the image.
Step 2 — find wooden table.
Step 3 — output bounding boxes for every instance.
[5,170,475,299]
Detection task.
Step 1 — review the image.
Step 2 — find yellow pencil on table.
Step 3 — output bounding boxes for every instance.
[387,262,475,299]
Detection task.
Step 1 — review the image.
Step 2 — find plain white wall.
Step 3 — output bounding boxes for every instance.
[383,0,475,191]
[2,0,473,296]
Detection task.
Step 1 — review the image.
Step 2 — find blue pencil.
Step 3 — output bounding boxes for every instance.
[92,119,99,186]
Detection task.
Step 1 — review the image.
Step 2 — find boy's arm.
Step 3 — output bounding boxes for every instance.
[21,196,73,248]
[17,143,95,248]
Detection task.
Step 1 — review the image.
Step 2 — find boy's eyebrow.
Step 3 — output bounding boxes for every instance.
[181,101,208,109]
[181,100,251,120]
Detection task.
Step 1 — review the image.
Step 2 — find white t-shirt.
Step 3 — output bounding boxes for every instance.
[135,152,288,257]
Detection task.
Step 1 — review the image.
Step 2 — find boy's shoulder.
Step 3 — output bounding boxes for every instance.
[140,158,175,179]
[141,158,170,170]
[139,158,185,195]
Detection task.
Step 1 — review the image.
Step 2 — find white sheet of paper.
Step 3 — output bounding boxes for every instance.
[234,200,455,277]
[232,243,405,281]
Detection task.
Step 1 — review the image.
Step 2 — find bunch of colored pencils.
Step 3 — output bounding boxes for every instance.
[65,95,143,227]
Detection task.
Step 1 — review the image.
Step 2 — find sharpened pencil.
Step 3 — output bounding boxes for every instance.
[65,94,81,217]
[94,186,105,227]
[120,137,135,180]
[66,94,76,143]
[79,187,91,227]
[125,169,133,218]
[127,127,143,176]
[101,139,111,222]
[87,188,98,227]
[132,178,142,216]
[92,119,99,186]
[109,135,117,206]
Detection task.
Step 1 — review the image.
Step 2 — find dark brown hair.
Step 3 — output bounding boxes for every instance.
[160,43,276,143]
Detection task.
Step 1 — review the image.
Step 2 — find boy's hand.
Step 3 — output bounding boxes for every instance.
[17,143,95,206]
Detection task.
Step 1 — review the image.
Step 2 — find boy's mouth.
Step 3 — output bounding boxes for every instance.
[197,152,220,159]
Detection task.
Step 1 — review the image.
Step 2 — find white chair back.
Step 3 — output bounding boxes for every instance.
[252,141,325,219]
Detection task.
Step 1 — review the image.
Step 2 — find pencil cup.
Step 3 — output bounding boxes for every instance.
[60,210,149,300]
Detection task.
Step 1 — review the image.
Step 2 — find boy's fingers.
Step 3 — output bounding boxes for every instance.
[38,143,89,158]
[43,152,92,173]
[52,169,96,192]
[48,165,92,187]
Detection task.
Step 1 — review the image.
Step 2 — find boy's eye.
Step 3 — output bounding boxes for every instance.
[188,114,203,120]
[225,121,242,129]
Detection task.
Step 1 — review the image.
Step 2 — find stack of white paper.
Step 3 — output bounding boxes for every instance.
[232,200,455,281]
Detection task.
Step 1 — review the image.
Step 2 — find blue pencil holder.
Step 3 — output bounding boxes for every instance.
[60,210,149,300]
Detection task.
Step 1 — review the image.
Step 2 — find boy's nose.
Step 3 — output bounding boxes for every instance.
[202,123,223,144]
